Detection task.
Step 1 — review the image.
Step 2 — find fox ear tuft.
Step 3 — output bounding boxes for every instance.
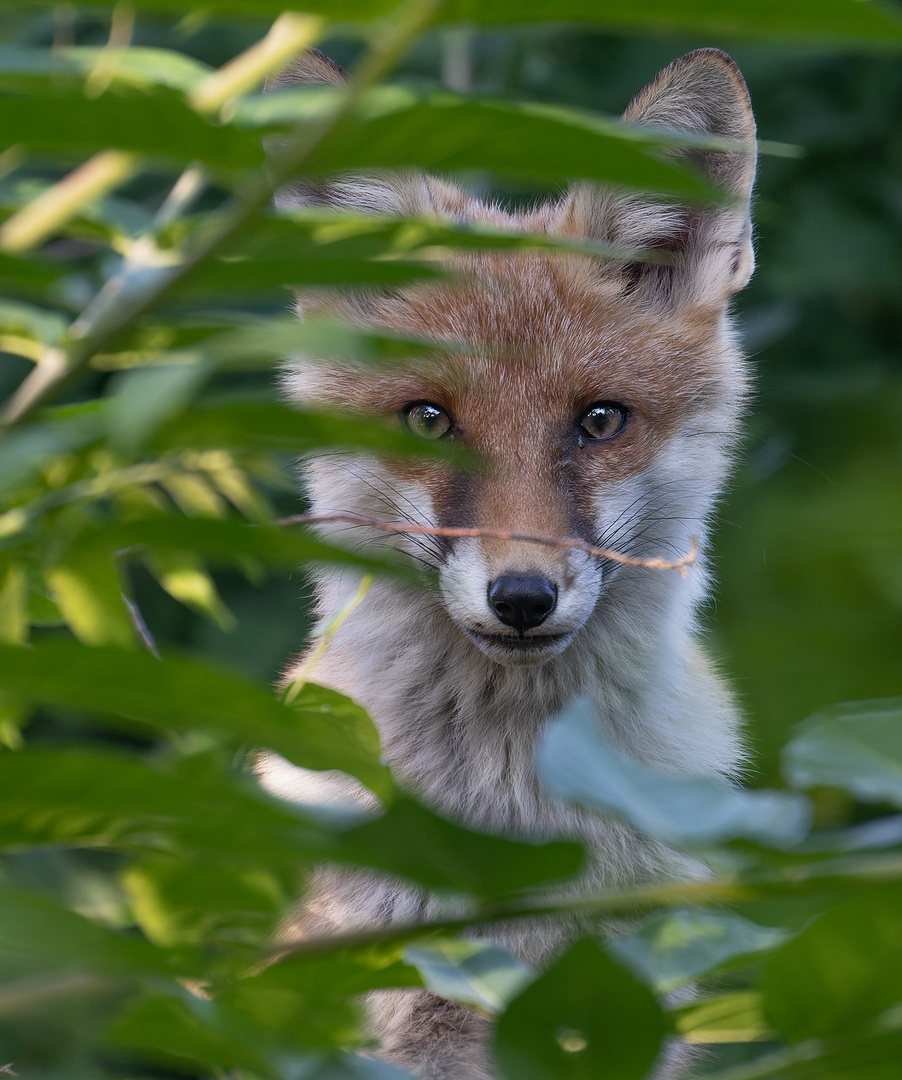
[623,47,756,205]
[266,49,434,218]
[561,49,757,309]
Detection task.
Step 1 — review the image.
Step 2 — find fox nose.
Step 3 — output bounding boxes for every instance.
[488,574,557,632]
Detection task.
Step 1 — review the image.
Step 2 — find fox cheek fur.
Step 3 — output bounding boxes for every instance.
[259,45,757,1080]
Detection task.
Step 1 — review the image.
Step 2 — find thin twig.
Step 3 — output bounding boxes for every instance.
[277,512,699,576]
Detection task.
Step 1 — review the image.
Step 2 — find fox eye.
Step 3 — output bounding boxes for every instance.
[578,402,628,442]
[401,402,453,440]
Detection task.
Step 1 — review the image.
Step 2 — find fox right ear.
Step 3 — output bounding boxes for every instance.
[559,49,758,311]
[266,48,436,218]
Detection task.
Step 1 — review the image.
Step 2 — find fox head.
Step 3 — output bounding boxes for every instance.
[274,49,756,667]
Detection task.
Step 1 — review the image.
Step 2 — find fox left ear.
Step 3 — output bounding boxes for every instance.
[560,48,757,309]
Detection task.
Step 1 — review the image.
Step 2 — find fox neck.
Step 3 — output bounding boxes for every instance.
[302,558,742,833]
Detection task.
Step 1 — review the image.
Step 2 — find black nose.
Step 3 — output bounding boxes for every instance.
[488,574,557,632]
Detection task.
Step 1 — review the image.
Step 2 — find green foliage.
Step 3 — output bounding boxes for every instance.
[0,3,900,1079]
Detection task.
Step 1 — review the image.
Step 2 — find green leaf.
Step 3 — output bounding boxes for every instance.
[153,400,458,460]
[0,747,325,871]
[256,88,714,199]
[336,796,584,897]
[611,909,788,994]
[0,561,26,644]
[0,640,393,802]
[537,697,812,848]
[121,854,286,948]
[44,547,134,648]
[0,885,172,979]
[106,362,212,455]
[763,888,902,1041]
[2,90,263,168]
[12,0,902,41]
[404,939,532,1014]
[493,937,666,1080]
[0,404,104,498]
[0,45,211,95]
[783,698,902,807]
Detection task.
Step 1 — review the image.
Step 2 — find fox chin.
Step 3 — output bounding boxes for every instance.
[257,44,757,1080]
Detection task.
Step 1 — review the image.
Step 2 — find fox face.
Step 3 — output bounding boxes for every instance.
[276,48,756,668]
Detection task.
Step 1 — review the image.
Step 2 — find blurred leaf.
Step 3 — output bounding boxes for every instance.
[783,698,902,807]
[0,885,172,979]
[0,747,324,871]
[0,299,68,346]
[13,0,902,41]
[146,550,236,630]
[0,561,26,644]
[0,404,104,498]
[121,854,285,948]
[44,547,134,648]
[257,88,714,198]
[404,939,532,1014]
[763,888,902,1041]
[537,697,812,847]
[0,45,211,94]
[106,362,212,455]
[493,937,666,1080]
[611,909,788,993]
[674,990,769,1045]
[337,795,584,897]
[2,90,263,168]
[153,400,458,460]
[0,641,392,801]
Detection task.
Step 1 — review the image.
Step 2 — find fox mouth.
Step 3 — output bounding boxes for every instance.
[463,627,575,664]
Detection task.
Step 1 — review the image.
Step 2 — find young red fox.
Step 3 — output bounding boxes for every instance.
[258,47,756,1079]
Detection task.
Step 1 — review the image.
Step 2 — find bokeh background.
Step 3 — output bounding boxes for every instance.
[3,8,900,783]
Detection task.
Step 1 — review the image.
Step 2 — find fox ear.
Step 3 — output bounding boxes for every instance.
[266,48,437,217]
[560,49,757,309]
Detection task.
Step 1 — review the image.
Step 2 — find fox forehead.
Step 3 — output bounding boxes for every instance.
[292,251,743,441]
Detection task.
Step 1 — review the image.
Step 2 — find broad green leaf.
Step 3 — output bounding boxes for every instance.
[0,885,172,979]
[44,548,134,648]
[763,888,902,1041]
[336,795,584,897]
[2,90,263,168]
[0,45,211,94]
[537,697,812,847]
[106,362,212,455]
[783,698,902,807]
[404,939,532,1014]
[12,0,902,42]
[121,854,286,948]
[257,88,714,199]
[493,937,666,1080]
[611,909,787,993]
[0,747,325,870]
[62,515,412,580]
[153,400,458,460]
[0,640,393,801]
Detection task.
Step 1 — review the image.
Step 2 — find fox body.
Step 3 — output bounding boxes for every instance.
[257,47,757,1079]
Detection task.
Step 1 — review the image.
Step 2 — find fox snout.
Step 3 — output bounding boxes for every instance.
[487,574,558,632]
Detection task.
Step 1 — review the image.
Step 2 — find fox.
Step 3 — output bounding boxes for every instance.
[256,45,757,1080]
